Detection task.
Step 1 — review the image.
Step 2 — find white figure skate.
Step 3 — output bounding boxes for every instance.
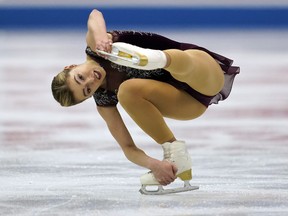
[96,42,167,70]
[139,141,199,195]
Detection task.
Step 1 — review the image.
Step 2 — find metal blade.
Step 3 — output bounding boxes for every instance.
[139,181,199,195]
[95,49,139,64]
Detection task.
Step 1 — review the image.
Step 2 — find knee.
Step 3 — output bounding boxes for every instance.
[117,79,142,106]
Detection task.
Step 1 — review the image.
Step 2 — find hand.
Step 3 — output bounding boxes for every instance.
[95,39,113,59]
[151,160,178,186]
[86,10,112,58]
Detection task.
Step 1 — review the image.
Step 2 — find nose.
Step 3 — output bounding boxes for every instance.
[85,72,95,84]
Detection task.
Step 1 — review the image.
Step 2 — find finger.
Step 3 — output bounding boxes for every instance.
[101,40,109,47]
[158,177,170,186]
[106,44,112,53]
[160,176,174,186]
[104,41,112,53]
[95,49,109,59]
[172,164,178,176]
[160,180,169,186]
[105,45,111,53]
[97,43,111,59]
[157,178,165,186]
[97,40,109,49]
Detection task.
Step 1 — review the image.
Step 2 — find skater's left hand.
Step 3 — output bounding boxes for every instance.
[95,39,113,59]
[86,10,113,59]
[152,160,178,186]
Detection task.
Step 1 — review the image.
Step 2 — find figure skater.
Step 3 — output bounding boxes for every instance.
[51,9,240,194]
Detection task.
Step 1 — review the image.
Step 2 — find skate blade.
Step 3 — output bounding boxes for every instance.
[111,46,148,66]
[139,182,199,195]
[95,49,139,64]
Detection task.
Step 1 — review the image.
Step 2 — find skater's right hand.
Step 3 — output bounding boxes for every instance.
[152,160,178,186]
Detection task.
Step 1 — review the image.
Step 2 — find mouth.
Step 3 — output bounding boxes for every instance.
[93,70,102,80]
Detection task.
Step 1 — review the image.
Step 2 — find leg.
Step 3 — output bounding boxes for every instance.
[163,49,224,96]
[117,79,206,144]
[118,79,203,194]
[108,42,224,96]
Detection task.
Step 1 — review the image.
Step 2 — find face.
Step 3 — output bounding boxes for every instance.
[66,61,106,102]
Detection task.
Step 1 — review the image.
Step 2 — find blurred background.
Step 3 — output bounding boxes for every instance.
[1,0,288,29]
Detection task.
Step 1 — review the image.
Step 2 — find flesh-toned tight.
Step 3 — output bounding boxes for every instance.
[117,49,224,144]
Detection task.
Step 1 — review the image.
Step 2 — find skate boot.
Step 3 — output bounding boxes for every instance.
[139,140,199,195]
[96,42,167,70]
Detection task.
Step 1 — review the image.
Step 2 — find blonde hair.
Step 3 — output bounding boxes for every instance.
[51,69,82,107]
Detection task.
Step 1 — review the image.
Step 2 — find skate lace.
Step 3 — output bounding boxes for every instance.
[163,150,170,160]
[163,147,189,161]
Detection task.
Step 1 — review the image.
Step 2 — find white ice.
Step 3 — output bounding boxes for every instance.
[0,29,288,216]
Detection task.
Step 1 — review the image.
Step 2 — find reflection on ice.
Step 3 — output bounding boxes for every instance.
[0,30,288,215]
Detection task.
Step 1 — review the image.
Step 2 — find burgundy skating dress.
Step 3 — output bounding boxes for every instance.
[86,31,240,108]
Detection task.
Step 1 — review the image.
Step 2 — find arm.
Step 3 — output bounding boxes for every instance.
[86,9,112,53]
[97,106,177,185]
[97,106,157,168]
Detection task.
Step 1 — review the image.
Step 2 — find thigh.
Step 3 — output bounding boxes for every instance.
[164,49,224,96]
[121,79,207,120]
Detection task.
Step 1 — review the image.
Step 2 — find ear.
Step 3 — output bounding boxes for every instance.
[64,64,77,70]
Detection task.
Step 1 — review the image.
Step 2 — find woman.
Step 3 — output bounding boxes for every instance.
[51,9,240,194]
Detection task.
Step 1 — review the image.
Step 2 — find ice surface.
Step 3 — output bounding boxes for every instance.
[0,29,288,215]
